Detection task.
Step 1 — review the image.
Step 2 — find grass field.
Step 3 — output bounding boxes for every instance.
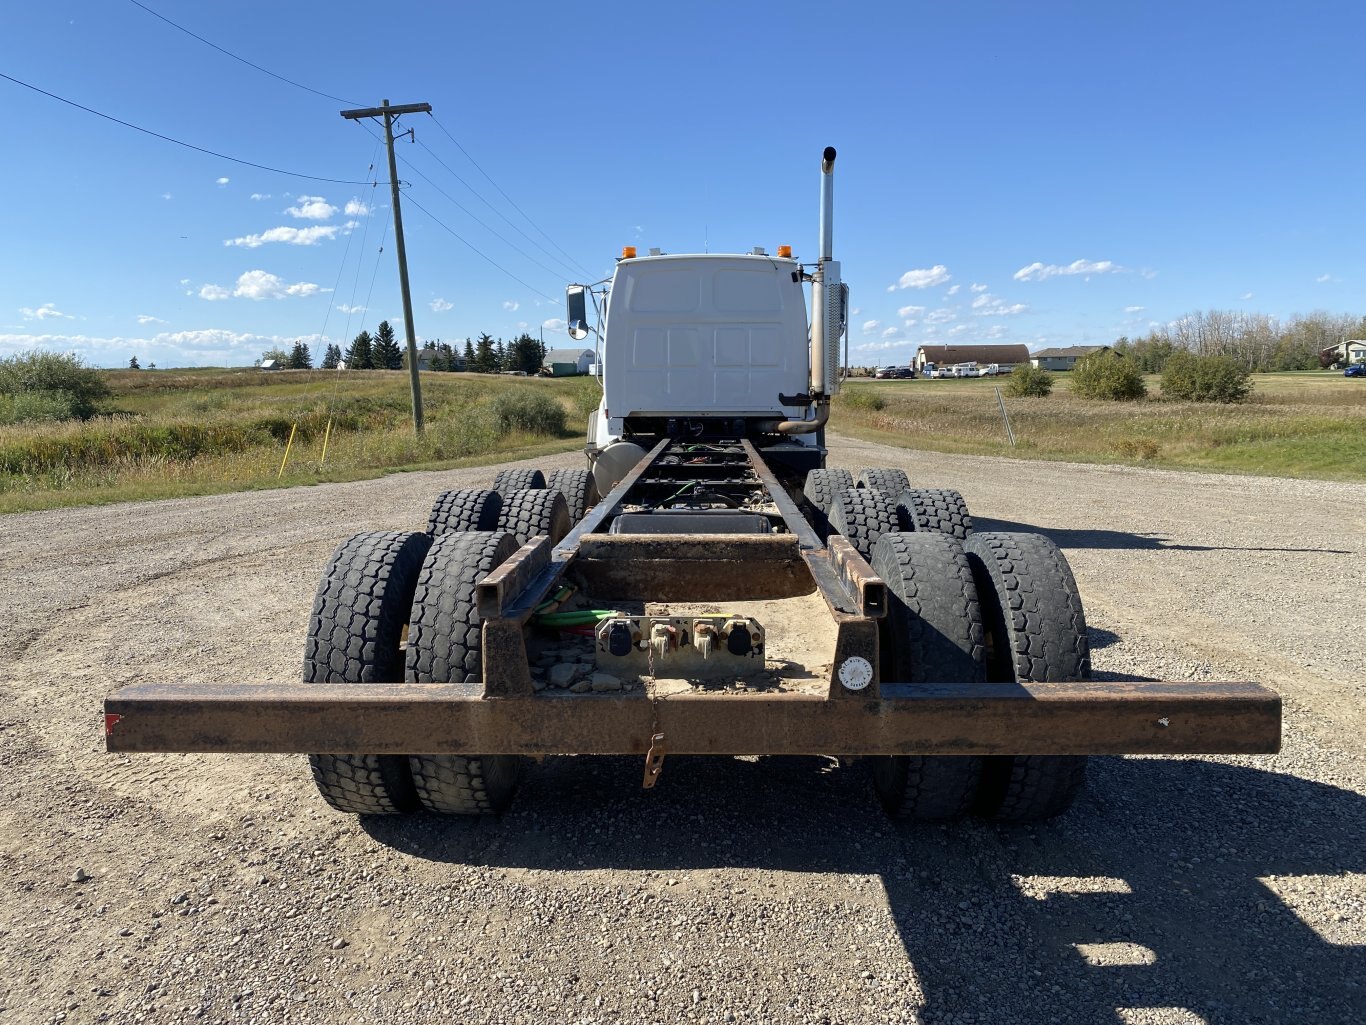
[834,371,1366,480]
[0,369,595,514]
[1,366,1362,514]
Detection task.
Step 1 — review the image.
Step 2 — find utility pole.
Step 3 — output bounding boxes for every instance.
[340,99,431,435]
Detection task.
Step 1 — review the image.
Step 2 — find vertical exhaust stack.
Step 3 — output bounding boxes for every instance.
[812,146,843,399]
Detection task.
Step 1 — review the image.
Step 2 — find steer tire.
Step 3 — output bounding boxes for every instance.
[304,531,431,816]
[406,530,524,814]
[492,467,546,492]
[869,531,986,820]
[856,467,911,495]
[427,488,503,536]
[802,468,855,540]
[965,531,1090,822]
[546,468,597,524]
[897,488,973,541]
[828,487,900,561]
[496,488,572,547]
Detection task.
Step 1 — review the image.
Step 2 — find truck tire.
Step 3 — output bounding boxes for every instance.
[497,488,572,546]
[828,487,900,561]
[545,468,597,524]
[856,467,910,494]
[304,531,430,815]
[406,530,524,814]
[802,468,854,540]
[897,488,973,541]
[492,467,546,491]
[964,532,1089,822]
[868,532,986,820]
[427,488,502,536]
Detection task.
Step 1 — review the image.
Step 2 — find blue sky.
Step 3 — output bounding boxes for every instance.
[2,1,1362,368]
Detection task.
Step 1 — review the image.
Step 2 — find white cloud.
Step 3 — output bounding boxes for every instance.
[343,198,372,216]
[199,271,326,301]
[250,193,271,201]
[179,278,190,285]
[224,225,340,248]
[854,340,911,354]
[1240,293,1253,301]
[285,195,337,220]
[1014,259,1123,282]
[1316,273,1337,283]
[925,309,956,325]
[862,319,881,334]
[503,300,519,311]
[970,283,988,293]
[897,305,925,318]
[971,293,994,309]
[850,307,861,316]
[983,324,1009,340]
[336,304,365,314]
[945,284,961,296]
[136,314,166,325]
[542,318,567,333]
[161,192,173,201]
[888,265,951,291]
[881,326,898,339]
[19,303,73,321]
[948,324,970,337]
[215,177,230,186]
[429,298,454,312]
[1124,305,1145,313]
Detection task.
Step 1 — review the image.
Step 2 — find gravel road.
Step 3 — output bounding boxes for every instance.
[2,436,1363,1025]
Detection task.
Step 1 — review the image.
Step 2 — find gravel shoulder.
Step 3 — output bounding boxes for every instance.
[1,437,1362,1025]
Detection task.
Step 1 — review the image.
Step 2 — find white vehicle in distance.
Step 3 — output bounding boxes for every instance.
[951,363,980,378]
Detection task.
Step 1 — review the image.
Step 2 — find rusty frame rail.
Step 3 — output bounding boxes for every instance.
[104,680,1281,756]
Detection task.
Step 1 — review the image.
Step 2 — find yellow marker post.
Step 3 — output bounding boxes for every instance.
[319,417,333,468]
[277,422,298,479]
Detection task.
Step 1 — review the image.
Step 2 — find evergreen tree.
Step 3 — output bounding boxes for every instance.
[128,356,141,370]
[462,338,475,369]
[373,320,403,370]
[493,338,506,372]
[320,343,341,370]
[438,342,458,372]
[473,332,497,373]
[346,331,373,369]
[507,333,545,375]
[147,361,156,370]
[287,341,313,369]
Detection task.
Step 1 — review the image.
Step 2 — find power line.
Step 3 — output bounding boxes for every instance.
[413,137,582,282]
[126,0,359,106]
[0,71,375,185]
[427,114,596,280]
[402,192,560,303]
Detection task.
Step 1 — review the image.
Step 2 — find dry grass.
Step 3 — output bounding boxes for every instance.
[0,369,599,514]
[833,372,1366,480]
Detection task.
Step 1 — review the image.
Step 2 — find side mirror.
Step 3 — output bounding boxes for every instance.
[566,285,590,341]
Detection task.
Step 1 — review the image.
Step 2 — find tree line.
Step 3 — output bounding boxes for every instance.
[1113,310,1366,373]
[258,322,549,375]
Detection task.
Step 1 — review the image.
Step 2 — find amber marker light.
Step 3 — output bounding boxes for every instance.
[777,245,792,258]
[622,246,637,259]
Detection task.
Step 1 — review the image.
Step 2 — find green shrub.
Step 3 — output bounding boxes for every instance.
[0,350,110,419]
[1004,365,1054,397]
[491,388,567,436]
[1160,352,1253,403]
[840,388,886,411]
[1071,351,1147,401]
[0,390,83,424]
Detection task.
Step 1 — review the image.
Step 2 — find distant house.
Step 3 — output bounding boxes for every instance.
[544,347,597,377]
[1030,345,1111,371]
[258,359,283,371]
[913,344,1029,372]
[1321,339,1366,367]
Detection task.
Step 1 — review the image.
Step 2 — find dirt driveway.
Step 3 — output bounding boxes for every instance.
[1,436,1362,1024]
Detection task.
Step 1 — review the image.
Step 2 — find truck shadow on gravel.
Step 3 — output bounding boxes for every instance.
[972,516,1353,555]
[363,755,1363,1025]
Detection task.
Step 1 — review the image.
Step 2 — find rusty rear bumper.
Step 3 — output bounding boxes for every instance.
[103,680,1281,757]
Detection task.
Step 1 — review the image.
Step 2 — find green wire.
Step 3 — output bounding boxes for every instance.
[533,609,620,627]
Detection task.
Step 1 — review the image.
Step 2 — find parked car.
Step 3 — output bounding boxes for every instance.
[874,366,914,379]
[1345,363,1366,377]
